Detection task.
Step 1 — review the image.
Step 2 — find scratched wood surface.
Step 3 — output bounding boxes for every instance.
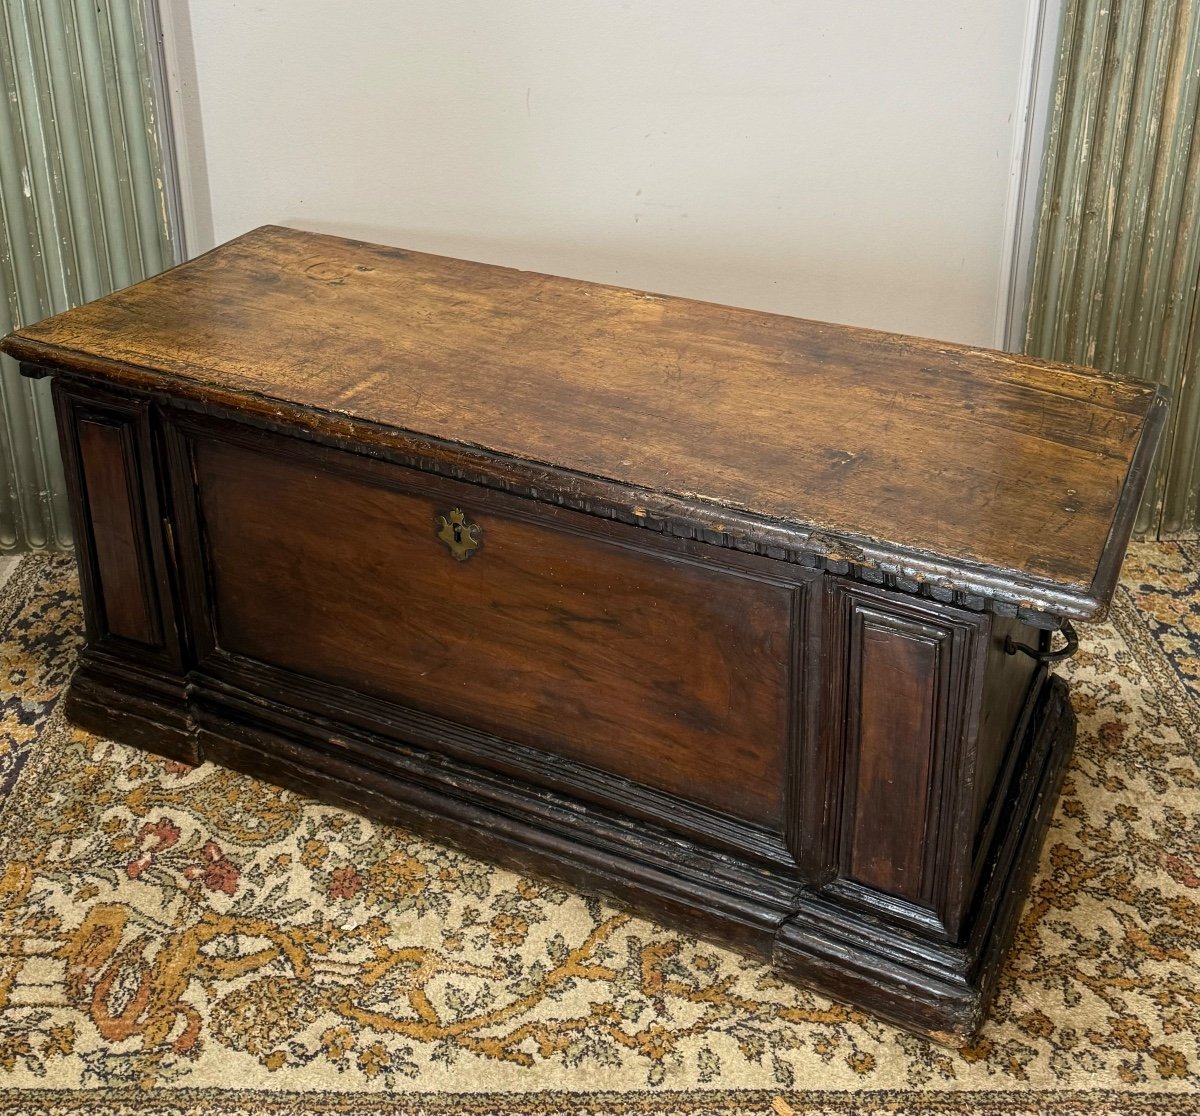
[1,225,1165,595]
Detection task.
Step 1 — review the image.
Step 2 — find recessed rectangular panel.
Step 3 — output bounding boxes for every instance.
[826,581,988,938]
[849,617,939,898]
[192,435,797,824]
[76,418,156,644]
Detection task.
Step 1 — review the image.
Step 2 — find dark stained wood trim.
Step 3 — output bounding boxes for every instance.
[782,580,821,873]
[66,658,806,959]
[195,664,799,871]
[66,647,198,766]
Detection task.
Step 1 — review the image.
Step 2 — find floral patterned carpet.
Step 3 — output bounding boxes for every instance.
[0,546,1197,1115]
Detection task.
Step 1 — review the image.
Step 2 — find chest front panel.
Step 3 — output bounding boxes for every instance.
[179,423,811,828]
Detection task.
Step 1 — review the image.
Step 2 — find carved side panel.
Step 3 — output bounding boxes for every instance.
[53,380,180,667]
[848,612,942,896]
[74,418,157,643]
[822,580,988,939]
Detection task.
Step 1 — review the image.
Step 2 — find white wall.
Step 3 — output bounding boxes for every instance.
[160,0,1054,348]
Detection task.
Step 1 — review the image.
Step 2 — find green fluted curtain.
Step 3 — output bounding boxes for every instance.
[0,0,175,551]
[1026,0,1200,537]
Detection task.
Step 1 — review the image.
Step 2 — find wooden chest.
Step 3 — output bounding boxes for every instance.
[1,226,1167,1042]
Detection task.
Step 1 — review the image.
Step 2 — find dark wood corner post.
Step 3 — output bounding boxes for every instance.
[49,376,197,763]
[822,580,987,938]
[775,577,1048,1037]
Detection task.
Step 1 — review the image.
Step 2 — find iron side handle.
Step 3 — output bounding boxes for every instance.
[1006,618,1079,664]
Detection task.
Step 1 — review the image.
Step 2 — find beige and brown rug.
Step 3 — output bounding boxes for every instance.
[0,545,1197,1115]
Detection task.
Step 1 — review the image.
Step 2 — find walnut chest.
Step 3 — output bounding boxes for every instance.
[1,226,1167,1041]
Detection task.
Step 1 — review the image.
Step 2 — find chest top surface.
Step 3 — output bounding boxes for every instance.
[1,225,1166,617]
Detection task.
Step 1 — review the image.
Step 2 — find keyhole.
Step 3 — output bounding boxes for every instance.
[453,523,463,543]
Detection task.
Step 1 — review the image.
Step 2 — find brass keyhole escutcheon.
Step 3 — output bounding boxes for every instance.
[436,508,482,561]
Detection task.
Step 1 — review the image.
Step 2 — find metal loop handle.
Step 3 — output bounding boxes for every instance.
[1005,618,1079,664]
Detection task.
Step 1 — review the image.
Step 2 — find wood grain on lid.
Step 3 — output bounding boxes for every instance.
[1,224,1167,604]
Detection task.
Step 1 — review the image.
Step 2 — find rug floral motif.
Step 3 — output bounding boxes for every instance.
[0,547,1197,1115]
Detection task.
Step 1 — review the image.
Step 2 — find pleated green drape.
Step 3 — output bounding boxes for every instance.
[1026,0,1200,537]
[0,0,174,551]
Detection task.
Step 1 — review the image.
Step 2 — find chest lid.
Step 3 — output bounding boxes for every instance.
[0,225,1167,621]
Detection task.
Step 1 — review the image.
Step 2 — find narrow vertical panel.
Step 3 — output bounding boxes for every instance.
[848,615,939,902]
[824,580,986,938]
[76,417,155,643]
